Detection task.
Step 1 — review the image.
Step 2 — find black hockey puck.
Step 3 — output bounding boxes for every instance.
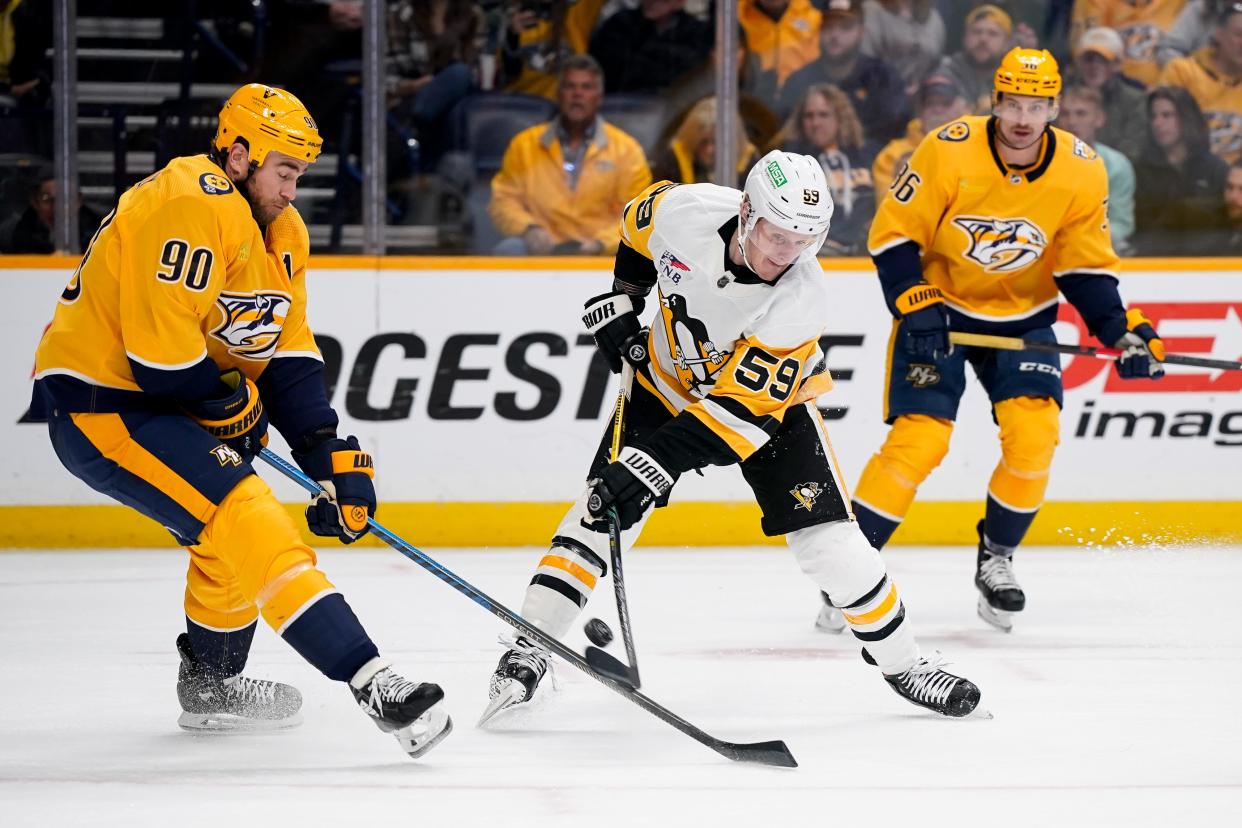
[584,618,614,647]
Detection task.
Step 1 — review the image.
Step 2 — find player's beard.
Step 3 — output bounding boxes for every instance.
[241,174,285,227]
[996,121,1044,152]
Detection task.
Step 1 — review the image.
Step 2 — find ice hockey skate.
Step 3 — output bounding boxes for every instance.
[974,520,1026,632]
[862,647,986,718]
[478,635,553,726]
[814,591,847,633]
[349,658,452,759]
[175,633,303,731]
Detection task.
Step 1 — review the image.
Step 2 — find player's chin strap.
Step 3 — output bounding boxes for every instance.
[255,446,798,768]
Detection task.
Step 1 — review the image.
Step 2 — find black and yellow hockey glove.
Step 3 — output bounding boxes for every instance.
[293,435,376,544]
[894,283,951,361]
[184,369,268,461]
[1111,308,1165,380]
[583,290,645,373]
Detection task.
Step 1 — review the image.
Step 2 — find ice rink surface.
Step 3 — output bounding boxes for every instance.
[2,541,1240,826]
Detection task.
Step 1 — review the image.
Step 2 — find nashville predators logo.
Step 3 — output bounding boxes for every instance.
[790,482,824,512]
[210,290,291,360]
[952,216,1047,273]
[906,364,941,388]
[660,293,730,394]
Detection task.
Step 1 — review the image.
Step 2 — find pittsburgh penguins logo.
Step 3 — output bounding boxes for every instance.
[790,482,824,512]
[937,121,970,142]
[210,290,291,360]
[199,172,234,195]
[952,216,1048,273]
[660,294,730,394]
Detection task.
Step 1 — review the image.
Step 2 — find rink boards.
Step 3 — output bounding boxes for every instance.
[1,255,1239,546]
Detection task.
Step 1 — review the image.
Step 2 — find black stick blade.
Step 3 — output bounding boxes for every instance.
[585,646,639,690]
[721,739,798,768]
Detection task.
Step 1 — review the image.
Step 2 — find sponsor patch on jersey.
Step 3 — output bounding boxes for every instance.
[199,172,234,195]
[658,249,691,283]
[790,481,824,512]
[937,121,970,142]
[210,290,291,360]
[951,215,1048,272]
[766,160,788,188]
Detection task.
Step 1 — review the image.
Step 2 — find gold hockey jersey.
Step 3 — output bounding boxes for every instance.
[868,115,1120,325]
[34,155,320,396]
[617,181,832,461]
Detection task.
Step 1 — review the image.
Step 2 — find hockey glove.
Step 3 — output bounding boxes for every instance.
[583,290,644,373]
[292,435,376,544]
[1111,308,1165,380]
[894,283,951,361]
[586,446,677,531]
[184,369,268,461]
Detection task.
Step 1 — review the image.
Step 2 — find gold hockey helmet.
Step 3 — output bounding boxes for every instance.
[993,47,1062,98]
[213,84,322,166]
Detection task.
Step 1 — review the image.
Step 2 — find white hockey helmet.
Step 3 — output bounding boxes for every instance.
[739,150,834,264]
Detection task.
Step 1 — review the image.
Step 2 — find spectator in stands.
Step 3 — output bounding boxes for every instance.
[1156,0,1217,66]
[1070,26,1147,161]
[387,1,486,172]
[937,4,1015,114]
[1204,159,1242,253]
[774,83,876,254]
[937,1,1052,54]
[1133,86,1227,255]
[0,0,50,155]
[1158,3,1242,163]
[0,168,102,254]
[861,0,947,91]
[1057,85,1136,254]
[739,0,823,97]
[498,0,606,99]
[589,0,712,95]
[1070,0,1185,88]
[489,54,651,254]
[650,96,757,186]
[872,71,968,193]
[779,0,909,142]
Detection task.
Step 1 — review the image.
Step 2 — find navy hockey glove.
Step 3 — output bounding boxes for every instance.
[894,283,951,361]
[292,435,376,544]
[586,446,677,531]
[1110,308,1165,380]
[184,369,268,461]
[583,290,644,373]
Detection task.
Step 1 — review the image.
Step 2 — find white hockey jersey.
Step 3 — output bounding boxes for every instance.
[616,181,833,462]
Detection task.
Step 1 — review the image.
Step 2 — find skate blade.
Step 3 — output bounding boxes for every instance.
[476,681,528,728]
[964,705,995,720]
[814,605,847,634]
[976,596,1015,633]
[177,711,303,732]
[395,705,453,759]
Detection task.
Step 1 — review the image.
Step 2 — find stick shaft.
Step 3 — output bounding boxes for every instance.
[949,331,1242,371]
[256,447,793,766]
[607,360,641,688]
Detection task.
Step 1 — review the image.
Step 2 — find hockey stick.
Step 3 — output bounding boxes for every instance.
[949,331,1242,371]
[257,447,797,768]
[586,345,644,690]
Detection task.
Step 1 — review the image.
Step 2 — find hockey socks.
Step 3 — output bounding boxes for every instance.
[185,617,257,677]
[852,500,901,549]
[983,494,1037,549]
[280,592,379,682]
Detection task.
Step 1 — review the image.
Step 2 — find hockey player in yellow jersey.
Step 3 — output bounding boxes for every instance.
[480,151,987,725]
[30,84,451,758]
[816,48,1166,633]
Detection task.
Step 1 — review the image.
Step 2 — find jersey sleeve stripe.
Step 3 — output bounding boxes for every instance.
[868,235,916,256]
[270,350,324,361]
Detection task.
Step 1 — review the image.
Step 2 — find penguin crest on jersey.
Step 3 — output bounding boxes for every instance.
[951,216,1048,273]
[210,290,292,360]
[790,481,824,511]
[659,293,731,394]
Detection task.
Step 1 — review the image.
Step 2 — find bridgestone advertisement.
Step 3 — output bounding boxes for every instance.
[4,263,1239,544]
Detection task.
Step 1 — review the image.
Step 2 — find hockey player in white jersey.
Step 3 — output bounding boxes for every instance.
[480,151,985,724]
